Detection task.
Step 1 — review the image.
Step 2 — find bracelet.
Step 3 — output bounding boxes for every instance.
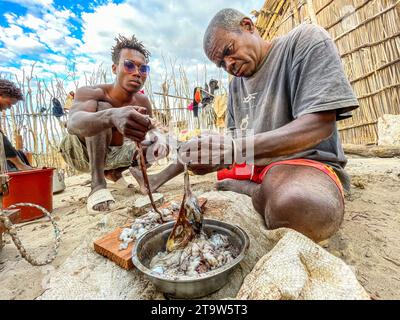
[231,138,237,166]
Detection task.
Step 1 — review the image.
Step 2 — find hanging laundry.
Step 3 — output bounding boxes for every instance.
[64,91,75,111]
[213,93,228,128]
[192,87,202,118]
[52,98,64,118]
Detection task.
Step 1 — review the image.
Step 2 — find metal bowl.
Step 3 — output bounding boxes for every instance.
[132,218,250,299]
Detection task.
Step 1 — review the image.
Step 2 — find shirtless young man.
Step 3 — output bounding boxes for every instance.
[61,35,167,214]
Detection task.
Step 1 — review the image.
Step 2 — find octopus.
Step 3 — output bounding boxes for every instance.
[150,232,238,277]
[118,141,173,251]
[166,163,203,252]
[123,142,237,277]
[118,202,179,251]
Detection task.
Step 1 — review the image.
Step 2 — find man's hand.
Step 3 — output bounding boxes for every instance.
[111,106,151,142]
[178,134,234,175]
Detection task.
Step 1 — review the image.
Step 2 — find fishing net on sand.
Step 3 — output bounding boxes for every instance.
[38,191,369,300]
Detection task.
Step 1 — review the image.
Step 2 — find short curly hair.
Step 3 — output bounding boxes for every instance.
[0,78,24,101]
[111,34,151,64]
[203,8,246,58]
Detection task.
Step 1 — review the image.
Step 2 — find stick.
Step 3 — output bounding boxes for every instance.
[135,143,163,218]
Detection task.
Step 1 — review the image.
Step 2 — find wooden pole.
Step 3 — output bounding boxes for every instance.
[306,0,317,24]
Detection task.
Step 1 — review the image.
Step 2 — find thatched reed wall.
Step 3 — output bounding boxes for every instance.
[254,0,400,145]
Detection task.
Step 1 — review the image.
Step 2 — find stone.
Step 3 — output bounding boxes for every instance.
[132,193,164,214]
[319,239,329,248]
[378,114,400,146]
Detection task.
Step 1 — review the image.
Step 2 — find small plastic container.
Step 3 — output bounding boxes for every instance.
[2,168,54,222]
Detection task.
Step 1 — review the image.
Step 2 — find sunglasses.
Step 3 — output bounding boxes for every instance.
[123,59,150,75]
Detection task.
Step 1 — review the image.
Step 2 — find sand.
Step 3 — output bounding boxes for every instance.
[0,156,399,300]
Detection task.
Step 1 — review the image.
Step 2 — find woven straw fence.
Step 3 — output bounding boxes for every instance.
[254,0,400,145]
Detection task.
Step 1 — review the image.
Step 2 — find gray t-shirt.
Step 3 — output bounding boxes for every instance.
[227,23,359,191]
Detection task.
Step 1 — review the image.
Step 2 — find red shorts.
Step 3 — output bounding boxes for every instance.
[217,159,344,196]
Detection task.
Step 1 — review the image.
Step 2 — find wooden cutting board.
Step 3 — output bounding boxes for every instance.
[93,198,207,270]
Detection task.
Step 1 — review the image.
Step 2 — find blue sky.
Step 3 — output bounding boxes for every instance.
[0,0,264,94]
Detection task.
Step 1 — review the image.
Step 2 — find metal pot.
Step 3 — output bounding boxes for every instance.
[132,218,250,299]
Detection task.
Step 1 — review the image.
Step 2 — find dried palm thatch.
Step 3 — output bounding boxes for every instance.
[254,0,400,145]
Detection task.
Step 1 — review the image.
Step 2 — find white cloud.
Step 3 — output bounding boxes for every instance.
[3,13,17,24]
[1,0,264,97]
[2,0,53,9]
[0,47,16,61]
[76,0,264,92]
[41,53,67,63]
[17,13,45,30]
[1,6,80,58]
[0,24,47,54]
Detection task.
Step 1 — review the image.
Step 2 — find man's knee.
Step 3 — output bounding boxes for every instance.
[264,187,343,242]
[85,128,112,145]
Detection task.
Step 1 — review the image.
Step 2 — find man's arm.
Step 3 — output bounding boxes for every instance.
[67,86,110,136]
[178,111,336,175]
[67,86,151,141]
[238,111,336,161]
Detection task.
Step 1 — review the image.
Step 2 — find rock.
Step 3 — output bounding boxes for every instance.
[352,179,365,189]
[319,239,329,248]
[97,216,108,228]
[378,114,400,146]
[132,193,164,214]
[331,250,342,258]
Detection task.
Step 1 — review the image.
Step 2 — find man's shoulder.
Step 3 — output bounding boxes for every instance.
[286,23,331,45]
[282,23,331,59]
[75,85,108,101]
[132,91,151,106]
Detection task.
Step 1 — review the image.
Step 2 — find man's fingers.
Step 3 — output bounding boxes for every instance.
[140,140,153,146]
[127,109,151,127]
[135,106,148,115]
[124,128,146,141]
[125,119,148,132]
[130,106,148,115]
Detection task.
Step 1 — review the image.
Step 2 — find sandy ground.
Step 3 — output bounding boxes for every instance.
[0,156,399,300]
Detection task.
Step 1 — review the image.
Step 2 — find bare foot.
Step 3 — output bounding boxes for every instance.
[16,163,33,171]
[130,166,164,195]
[129,167,150,194]
[104,169,134,188]
[21,165,33,171]
[89,185,115,212]
[215,179,259,197]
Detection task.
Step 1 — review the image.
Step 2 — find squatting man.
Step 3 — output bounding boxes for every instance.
[61,35,168,214]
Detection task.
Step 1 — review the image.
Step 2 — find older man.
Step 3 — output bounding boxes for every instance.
[61,35,167,214]
[200,8,360,242]
[139,8,359,242]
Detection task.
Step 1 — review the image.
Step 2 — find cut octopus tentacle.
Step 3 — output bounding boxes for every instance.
[166,163,204,252]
